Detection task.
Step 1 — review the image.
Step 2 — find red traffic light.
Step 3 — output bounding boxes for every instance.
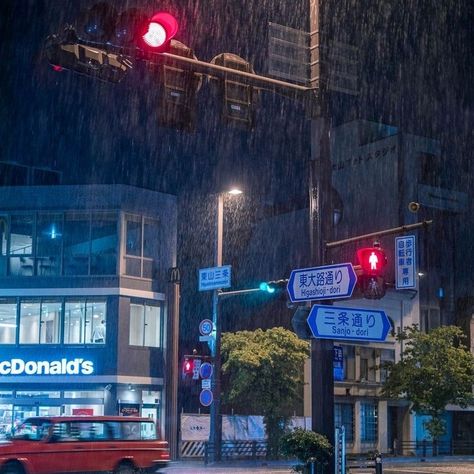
[182,357,193,376]
[141,12,178,52]
[356,247,387,277]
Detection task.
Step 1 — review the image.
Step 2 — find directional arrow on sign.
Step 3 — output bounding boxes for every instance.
[307,305,391,342]
[287,263,357,303]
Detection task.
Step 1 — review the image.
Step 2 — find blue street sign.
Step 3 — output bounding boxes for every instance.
[198,265,231,291]
[199,362,213,379]
[307,305,391,342]
[287,263,357,302]
[333,345,344,381]
[395,235,416,289]
[199,388,213,407]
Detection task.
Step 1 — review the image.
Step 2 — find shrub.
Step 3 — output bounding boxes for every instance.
[280,428,333,469]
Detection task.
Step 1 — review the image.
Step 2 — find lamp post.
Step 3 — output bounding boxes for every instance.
[209,188,242,463]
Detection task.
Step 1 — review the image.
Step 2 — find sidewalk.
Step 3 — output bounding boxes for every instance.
[158,455,474,472]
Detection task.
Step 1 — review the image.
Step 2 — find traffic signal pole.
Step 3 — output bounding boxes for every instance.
[308,3,335,473]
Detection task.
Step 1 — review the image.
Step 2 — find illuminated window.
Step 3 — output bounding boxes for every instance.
[64,300,106,345]
[129,302,162,348]
[335,403,354,442]
[0,300,17,345]
[124,215,159,279]
[19,300,62,345]
[361,402,378,442]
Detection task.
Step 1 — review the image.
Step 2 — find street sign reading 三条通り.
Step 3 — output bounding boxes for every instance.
[395,235,416,289]
[198,265,231,291]
[287,263,357,302]
[307,305,391,342]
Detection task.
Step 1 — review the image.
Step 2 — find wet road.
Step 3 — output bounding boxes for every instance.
[159,460,474,473]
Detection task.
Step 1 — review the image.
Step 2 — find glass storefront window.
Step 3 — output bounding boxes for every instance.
[65,300,106,344]
[62,404,103,416]
[142,391,161,404]
[129,303,144,346]
[90,212,117,275]
[0,300,17,345]
[64,301,86,344]
[0,216,7,276]
[63,212,90,276]
[40,300,62,344]
[129,302,161,348]
[19,301,41,344]
[0,404,13,438]
[20,300,61,344]
[125,215,142,257]
[9,215,34,255]
[36,213,62,276]
[9,214,34,277]
[16,391,61,398]
[144,305,161,347]
[124,215,158,279]
[64,391,103,398]
[88,301,106,344]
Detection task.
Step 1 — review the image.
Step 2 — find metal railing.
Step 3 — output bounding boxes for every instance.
[397,439,474,457]
[204,440,268,464]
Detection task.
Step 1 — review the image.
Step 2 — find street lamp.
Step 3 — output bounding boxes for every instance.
[209,187,242,463]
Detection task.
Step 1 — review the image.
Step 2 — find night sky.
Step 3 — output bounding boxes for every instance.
[1,0,473,358]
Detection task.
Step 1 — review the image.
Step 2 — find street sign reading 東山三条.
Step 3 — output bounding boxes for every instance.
[287,263,357,303]
[198,265,231,291]
[307,305,391,342]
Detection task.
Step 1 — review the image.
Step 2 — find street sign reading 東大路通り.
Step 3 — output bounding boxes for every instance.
[198,265,231,291]
[307,305,391,342]
[287,263,357,302]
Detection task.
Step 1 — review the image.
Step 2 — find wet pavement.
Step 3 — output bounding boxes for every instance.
[158,457,474,473]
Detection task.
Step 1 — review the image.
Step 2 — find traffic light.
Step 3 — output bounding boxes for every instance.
[182,356,194,379]
[259,279,287,294]
[356,246,387,277]
[45,5,179,82]
[78,4,178,53]
[45,30,133,83]
[149,40,203,131]
[356,245,387,299]
[210,53,257,128]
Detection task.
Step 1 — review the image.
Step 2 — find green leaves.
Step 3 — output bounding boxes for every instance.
[221,327,310,457]
[382,325,474,438]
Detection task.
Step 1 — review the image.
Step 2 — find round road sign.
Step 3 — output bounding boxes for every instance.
[199,362,213,379]
[199,319,213,336]
[199,388,213,407]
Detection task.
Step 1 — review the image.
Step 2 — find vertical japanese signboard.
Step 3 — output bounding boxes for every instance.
[395,235,416,289]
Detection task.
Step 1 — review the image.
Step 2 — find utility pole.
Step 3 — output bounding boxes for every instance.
[166,267,181,460]
[308,1,335,473]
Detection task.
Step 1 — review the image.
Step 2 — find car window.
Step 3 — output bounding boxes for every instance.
[52,421,108,441]
[14,419,51,441]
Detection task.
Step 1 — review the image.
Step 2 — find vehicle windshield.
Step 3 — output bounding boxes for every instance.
[13,419,52,441]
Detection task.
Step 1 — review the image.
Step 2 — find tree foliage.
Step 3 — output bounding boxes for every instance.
[382,325,474,438]
[221,327,309,456]
[280,428,333,468]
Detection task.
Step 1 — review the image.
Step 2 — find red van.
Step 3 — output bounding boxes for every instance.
[0,416,170,474]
